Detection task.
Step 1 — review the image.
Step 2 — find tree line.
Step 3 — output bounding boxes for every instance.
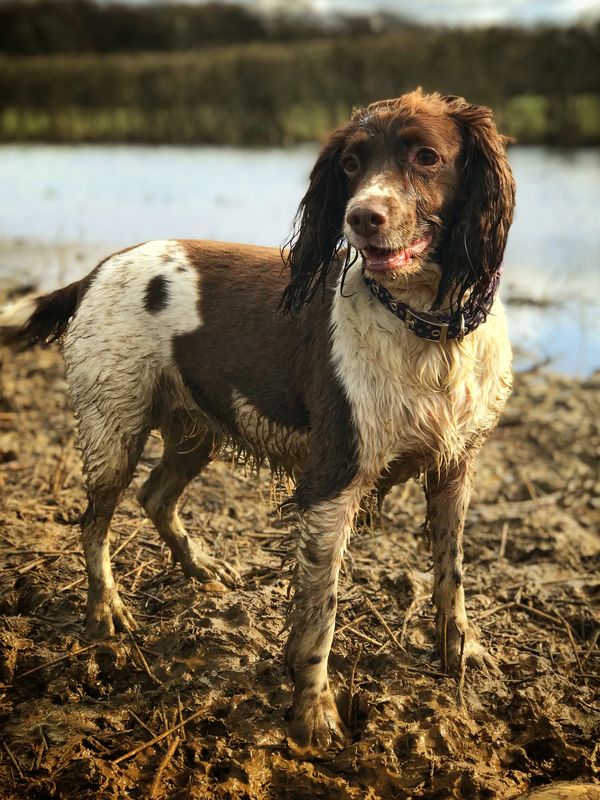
[0,1,413,55]
[0,2,598,145]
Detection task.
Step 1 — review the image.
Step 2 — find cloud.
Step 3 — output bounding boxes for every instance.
[253,0,599,25]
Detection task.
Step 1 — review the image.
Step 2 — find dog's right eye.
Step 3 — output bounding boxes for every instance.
[341,155,360,175]
[415,147,440,166]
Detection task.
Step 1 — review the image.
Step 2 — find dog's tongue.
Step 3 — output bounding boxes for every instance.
[363,235,432,272]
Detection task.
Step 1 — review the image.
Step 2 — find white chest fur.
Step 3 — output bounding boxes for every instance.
[331,264,512,480]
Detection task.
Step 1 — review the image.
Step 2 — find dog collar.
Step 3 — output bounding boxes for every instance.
[362,273,495,344]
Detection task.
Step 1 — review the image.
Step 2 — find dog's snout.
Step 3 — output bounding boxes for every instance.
[346,204,387,238]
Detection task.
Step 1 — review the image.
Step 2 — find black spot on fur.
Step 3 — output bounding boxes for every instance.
[453,568,462,586]
[307,654,322,665]
[144,275,169,314]
[327,594,336,611]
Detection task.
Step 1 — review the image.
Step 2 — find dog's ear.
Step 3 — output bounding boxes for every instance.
[280,125,350,315]
[434,99,515,314]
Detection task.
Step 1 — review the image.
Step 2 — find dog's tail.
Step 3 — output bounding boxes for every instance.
[0,280,84,350]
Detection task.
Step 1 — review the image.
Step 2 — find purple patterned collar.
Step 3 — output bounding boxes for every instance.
[362,272,500,344]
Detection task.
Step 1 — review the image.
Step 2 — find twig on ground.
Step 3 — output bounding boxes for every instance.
[2,741,24,779]
[149,735,180,799]
[556,611,583,671]
[0,531,18,547]
[34,737,46,771]
[176,692,186,743]
[346,646,361,729]
[516,603,580,642]
[364,595,404,652]
[400,595,428,646]
[14,644,97,681]
[114,709,205,764]
[185,775,194,800]
[581,629,599,667]
[339,625,383,649]
[336,613,369,636]
[403,665,449,681]
[160,701,170,746]
[127,631,162,686]
[17,541,80,574]
[129,710,156,739]
[124,561,153,592]
[173,597,207,620]
[476,601,515,621]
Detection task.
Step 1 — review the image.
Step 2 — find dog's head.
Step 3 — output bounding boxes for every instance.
[281,89,515,315]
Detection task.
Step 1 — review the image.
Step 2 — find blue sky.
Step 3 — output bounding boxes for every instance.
[248,0,600,26]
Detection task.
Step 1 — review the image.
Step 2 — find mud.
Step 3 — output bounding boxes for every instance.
[0,347,598,799]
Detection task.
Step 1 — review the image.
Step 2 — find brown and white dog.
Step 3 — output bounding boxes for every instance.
[0,90,515,751]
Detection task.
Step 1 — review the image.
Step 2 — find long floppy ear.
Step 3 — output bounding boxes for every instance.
[279,126,350,315]
[434,98,516,314]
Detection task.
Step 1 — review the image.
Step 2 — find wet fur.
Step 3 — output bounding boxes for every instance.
[0,90,515,753]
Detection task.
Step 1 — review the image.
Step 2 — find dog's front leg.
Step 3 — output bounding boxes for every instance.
[284,485,361,752]
[426,457,497,674]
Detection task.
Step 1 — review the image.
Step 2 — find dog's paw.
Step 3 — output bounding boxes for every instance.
[85,590,136,640]
[288,687,349,755]
[180,541,240,588]
[460,635,501,676]
[436,614,499,676]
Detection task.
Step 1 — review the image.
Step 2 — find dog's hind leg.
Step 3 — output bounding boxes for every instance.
[75,395,153,640]
[63,336,156,639]
[138,414,239,586]
[81,483,143,640]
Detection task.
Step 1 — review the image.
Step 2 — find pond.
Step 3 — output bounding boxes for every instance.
[0,144,599,376]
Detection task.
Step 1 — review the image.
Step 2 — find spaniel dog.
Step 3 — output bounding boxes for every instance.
[1,90,515,752]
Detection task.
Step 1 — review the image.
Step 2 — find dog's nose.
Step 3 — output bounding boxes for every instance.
[346,204,387,238]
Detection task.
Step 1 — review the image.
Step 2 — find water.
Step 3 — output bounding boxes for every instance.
[0,144,598,376]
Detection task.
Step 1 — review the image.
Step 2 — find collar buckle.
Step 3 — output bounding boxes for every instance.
[404,308,449,344]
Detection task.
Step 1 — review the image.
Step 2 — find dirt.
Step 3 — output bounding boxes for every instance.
[0,346,598,800]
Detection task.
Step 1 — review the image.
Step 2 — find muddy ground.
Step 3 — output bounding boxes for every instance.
[0,346,598,800]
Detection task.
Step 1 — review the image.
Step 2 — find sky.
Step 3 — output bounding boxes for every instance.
[248,0,600,26]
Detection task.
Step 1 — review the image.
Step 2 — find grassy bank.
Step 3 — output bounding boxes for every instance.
[1,30,599,146]
[2,94,599,146]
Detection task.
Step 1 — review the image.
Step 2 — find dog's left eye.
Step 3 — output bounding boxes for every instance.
[415,147,440,166]
[341,155,360,175]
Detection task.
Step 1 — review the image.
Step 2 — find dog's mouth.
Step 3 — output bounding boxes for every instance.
[362,232,433,273]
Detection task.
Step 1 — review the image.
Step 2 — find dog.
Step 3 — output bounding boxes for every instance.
[0,89,515,751]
